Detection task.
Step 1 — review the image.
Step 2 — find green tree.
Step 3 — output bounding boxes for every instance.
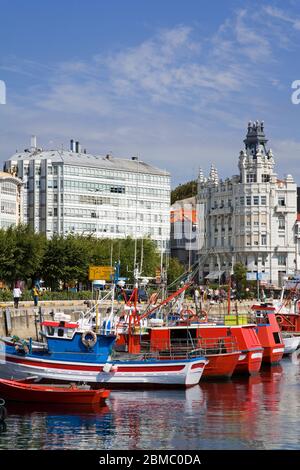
[167,257,186,285]
[0,225,46,286]
[41,235,91,290]
[171,180,197,205]
[233,262,247,295]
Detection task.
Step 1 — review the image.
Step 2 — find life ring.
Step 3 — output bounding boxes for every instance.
[276,315,284,324]
[180,308,195,318]
[81,330,97,348]
[199,310,208,322]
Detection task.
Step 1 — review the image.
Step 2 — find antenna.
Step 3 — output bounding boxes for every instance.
[133,154,140,283]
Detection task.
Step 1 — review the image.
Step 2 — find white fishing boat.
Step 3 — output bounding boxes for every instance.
[282,333,300,355]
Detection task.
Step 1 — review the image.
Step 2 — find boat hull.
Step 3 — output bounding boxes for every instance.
[262,346,284,364]
[202,352,240,379]
[233,349,263,376]
[0,378,109,404]
[283,336,300,355]
[0,353,207,388]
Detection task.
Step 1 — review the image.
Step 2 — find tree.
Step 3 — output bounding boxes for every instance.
[171,180,197,205]
[0,225,46,286]
[167,257,186,285]
[41,235,91,290]
[233,262,247,295]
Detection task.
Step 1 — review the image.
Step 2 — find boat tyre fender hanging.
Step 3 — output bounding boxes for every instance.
[276,315,283,324]
[82,330,97,348]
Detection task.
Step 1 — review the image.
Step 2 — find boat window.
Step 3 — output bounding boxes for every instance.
[66,329,73,338]
[57,328,65,337]
[273,332,282,344]
[47,326,54,336]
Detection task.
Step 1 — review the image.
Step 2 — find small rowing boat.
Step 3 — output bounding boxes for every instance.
[0,378,110,404]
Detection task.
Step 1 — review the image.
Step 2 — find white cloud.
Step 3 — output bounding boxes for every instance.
[1,8,300,185]
[264,5,300,30]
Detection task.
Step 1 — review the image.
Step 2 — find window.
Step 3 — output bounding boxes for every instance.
[261,234,267,245]
[253,196,259,205]
[240,196,244,205]
[277,254,286,266]
[246,173,257,183]
[53,208,58,217]
[262,174,270,183]
[279,217,285,229]
[246,196,251,206]
[273,332,282,344]
[278,196,285,207]
[261,196,266,205]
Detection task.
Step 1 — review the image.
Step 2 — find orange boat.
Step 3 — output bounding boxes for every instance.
[0,378,110,404]
[251,305,285,364]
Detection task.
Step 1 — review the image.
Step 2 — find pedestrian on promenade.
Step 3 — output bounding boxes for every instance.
[13,284,22,309]
[32,285,39,307]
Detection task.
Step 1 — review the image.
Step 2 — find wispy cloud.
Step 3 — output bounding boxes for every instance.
[264,5,300,30]
[1,5,300,185]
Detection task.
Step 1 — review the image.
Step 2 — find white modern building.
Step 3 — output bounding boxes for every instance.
[0,171,23,229]
[197,121,300,286]
[4,137,170,250]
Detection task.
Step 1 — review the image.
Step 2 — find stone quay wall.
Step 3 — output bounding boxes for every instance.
[0,299,254,339]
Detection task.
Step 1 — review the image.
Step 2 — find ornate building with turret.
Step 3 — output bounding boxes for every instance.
[197,121,299,286]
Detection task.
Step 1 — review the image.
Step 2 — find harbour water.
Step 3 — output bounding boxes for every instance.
[0,358,299,450]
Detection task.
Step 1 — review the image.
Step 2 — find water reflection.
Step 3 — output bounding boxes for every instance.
[0,361,299,450]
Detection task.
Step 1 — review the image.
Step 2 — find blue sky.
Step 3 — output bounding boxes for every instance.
[1,0,300,186]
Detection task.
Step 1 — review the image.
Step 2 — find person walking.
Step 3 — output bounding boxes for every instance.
[32,285,39,307]
[13,284,22,309]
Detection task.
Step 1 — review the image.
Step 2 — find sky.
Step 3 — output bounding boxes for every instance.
[1,0,300,186]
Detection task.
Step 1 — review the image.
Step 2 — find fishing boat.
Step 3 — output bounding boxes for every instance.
[229,325,263,375]
[281,332,300,355]
[142,324,241,380]
[0,378,110,404]
[0,313,207,388]
[251,304,285,364]
[115,282,241,380]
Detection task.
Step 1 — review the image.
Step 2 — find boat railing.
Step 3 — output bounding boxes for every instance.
[140,336,239,357]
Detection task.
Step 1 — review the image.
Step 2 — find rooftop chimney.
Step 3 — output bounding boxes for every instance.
[75,141,81,153]
[70,139,75,152]
[30,135,37,149]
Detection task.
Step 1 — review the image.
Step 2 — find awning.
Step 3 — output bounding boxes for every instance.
[205,270,224,280]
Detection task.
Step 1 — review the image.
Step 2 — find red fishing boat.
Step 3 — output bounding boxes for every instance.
[229,325,263,375]
[116,282,241,380]
[118,325,241,380]
[251,304,284,364]
[0,378,110,404]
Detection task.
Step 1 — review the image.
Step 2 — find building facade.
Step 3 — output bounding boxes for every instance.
[170,196,197,267]
[0,171,23,229]
[4,137,170,250]
[197,121,299,286]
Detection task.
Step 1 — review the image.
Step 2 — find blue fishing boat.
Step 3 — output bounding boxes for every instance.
[0,314,207,388]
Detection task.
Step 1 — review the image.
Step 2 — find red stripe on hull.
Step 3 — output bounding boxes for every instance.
[6,356,103,372]
[6,356,186,373]
[191,363,205,370]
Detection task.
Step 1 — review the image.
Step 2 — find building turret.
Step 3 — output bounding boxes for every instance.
[244,120,268,156]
